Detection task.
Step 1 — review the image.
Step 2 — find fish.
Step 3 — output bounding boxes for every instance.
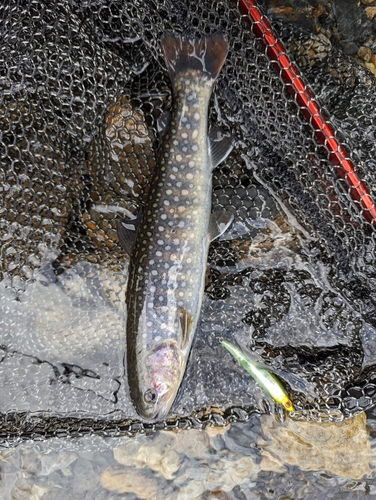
[221,340,294,412]
[117,32,234,421]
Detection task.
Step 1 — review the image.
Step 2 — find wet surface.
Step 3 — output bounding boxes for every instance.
[2,0,376,497]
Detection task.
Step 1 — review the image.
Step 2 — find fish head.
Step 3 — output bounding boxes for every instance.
[134,340,184,421]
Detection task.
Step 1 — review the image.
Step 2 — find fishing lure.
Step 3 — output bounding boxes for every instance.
[221,339,294,412]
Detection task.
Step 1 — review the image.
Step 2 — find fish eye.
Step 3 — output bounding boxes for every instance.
[284,400,293,410]
[143,388,157,404]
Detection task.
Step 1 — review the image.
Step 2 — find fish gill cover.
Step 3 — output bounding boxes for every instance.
[1,0,376,441]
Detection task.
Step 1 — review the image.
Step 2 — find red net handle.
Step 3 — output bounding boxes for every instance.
[237,0,376,225]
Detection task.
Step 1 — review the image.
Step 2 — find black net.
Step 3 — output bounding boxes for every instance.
[1,0,376,442]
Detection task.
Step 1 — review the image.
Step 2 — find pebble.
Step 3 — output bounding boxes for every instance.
[358,45,373,62]
[365,6,376,19]
[342,41,360,55]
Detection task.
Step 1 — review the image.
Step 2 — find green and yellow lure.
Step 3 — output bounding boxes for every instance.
[221,340,294,412]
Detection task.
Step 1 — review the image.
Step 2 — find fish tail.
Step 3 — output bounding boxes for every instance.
[160,32,228,83]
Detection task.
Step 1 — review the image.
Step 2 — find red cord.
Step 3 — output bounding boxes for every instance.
[237,0,376,224]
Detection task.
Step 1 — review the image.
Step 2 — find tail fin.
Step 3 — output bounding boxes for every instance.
[160,32,228,83]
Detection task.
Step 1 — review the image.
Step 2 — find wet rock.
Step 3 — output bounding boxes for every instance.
[259,412,371,479]
[177,455,257,497]
[202,491,231,500]
[174,429,212,459]
[114,432,181,480]
[100,466,161,498]
[39,449,78,476]
[332,0,373,45]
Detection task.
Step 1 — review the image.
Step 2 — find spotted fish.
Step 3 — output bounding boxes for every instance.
[117,32,234,421]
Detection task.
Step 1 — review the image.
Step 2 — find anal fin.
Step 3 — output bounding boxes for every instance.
[209,210,234,241]
[208,127,233,169]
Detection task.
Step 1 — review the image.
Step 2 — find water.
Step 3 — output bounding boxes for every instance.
[1,412,375,499]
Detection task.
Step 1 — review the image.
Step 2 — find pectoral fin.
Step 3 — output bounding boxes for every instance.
[116,211,142,256]
[157,110,171,134]
[208,127,233,169]
[209,210,234,241]
[179,308,194,350]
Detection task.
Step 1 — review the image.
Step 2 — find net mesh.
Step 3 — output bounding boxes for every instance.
[1,0,376,441]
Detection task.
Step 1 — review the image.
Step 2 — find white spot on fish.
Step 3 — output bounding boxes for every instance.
[150,285,156,293]
[161,214,167,220]
[176,155,182,162]
[164,200,170,206]
[192,145,198,152]
[194,112,200,120]
[156,250,162,256]
[178,221,185,228]
[152,270,158,276]
[186,173,193,180]
[166,189,172,195]
[158,226,164,231]
[155,335,161,342]
[161,323,167,329]
[178,206,185,213]
[173,140,179,146]
[170,174,176,180]
[187,258,192,263]
[148,302,153,308]
[147,321,152,327]
[192,130,198,139]
[182,190,189,196]
[182,132,188,139]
